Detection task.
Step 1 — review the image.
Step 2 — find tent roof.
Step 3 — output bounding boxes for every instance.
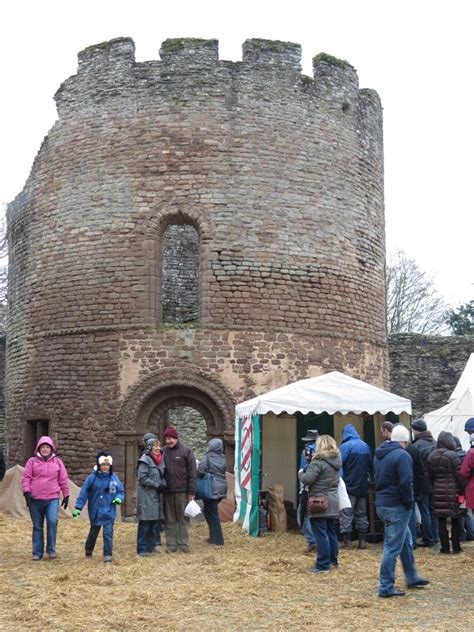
[425,388,473,451]
[450,353,474,401]
[235,371,412,417]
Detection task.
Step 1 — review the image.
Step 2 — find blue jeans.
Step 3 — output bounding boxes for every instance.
[29,498,59,558]
[203,499,224,545]
[85,521,114,557]
[303,516,317,547]
[310,517,338,571]
[137,520,161,554]
[418,494,437,544]
[377,505,424,595]
[408,505,417,547]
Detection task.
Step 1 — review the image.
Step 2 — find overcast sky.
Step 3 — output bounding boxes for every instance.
[1,0,472,306]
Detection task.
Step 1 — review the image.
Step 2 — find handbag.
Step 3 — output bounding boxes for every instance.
[307,495,328,513]
[195,471,214,500]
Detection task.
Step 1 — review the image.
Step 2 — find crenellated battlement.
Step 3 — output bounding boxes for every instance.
[54,37,375,118]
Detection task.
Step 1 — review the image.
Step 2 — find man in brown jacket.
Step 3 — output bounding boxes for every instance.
[163,427,197,553]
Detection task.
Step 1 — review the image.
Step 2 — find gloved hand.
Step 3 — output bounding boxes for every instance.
[23,492,32,508]
[72,509,81,518]
[61,496,69,509]
[112,498,122,505]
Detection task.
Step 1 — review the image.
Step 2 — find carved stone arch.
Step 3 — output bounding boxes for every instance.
[117,367,236,439]
[115,367,236,517]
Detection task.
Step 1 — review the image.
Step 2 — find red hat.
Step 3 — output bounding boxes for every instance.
[163,427,179,440]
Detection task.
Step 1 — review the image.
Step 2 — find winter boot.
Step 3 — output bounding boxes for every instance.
[439,533,450,554]
[451,537,462,554]
[358,532,368,550]
[342,533,352,549]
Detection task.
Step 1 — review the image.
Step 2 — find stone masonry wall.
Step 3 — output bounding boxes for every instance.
[389,334,474,418]
[6,38,386,485]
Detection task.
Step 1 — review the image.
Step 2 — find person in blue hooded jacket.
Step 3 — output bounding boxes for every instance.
[339,424,372,549]
[72,450,125,563]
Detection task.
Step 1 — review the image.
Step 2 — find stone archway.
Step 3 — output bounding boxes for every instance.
[115,368,235,516]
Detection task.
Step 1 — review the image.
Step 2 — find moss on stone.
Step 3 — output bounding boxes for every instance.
[161,38,214,54]
[81,37,133,56]
[249,39,300,52]
[312,52,352,69]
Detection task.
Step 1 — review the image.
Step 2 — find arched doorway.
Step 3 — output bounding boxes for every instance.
[115,369,235,516]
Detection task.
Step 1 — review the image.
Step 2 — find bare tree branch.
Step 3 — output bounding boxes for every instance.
[386,250,450,335]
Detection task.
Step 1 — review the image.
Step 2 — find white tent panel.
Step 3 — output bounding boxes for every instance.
[449,353,474,401]
[235,371,411,418]
[425,388,473,451]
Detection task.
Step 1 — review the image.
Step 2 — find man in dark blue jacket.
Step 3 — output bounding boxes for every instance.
[339,424,372,549]
[374,425,429,598]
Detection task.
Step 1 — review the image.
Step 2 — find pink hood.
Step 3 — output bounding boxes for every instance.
[35,436,56,454]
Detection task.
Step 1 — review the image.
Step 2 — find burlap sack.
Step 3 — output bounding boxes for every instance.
[267,484,287,532]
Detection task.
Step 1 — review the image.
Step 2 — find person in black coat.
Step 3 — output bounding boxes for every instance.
[428,431,466,554]
[411,418,438,546]
[404,435,424,548]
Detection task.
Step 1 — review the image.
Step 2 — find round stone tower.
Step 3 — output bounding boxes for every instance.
[6,38,386,508]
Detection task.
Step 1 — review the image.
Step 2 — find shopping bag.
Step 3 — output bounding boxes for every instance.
[184,499,202,518]
[338,478,352,511]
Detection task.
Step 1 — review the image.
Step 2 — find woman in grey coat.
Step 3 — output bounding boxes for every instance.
[197,438,228,545]
[136,437,167,556]
[299,434,341,573]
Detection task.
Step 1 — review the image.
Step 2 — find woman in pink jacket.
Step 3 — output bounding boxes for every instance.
[21,436,70,560]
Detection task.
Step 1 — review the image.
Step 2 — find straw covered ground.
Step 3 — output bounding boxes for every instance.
[0,511,472,631]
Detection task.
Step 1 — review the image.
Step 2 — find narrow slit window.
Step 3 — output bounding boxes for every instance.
[162,223,199,323]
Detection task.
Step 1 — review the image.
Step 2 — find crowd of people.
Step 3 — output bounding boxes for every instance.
[297,416,474,597]
[13,415,474,598]
[19,428,227,562]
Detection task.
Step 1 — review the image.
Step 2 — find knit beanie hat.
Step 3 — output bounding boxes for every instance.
[464,417,474,433]
[143,432,157,444]
[163,427,179,440]
[411,418,427,432]
[391,425,410,443]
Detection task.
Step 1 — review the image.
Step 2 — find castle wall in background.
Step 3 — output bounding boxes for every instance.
[389,334,473,418]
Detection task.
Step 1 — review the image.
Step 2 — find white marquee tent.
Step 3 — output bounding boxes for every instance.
[234,371,411,536]
[235,370,412,418]
[425,353,474,450]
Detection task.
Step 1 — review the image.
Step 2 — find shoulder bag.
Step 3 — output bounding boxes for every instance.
[195,457,214,500]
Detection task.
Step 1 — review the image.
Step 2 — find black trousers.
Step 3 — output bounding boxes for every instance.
[437,516,461,552]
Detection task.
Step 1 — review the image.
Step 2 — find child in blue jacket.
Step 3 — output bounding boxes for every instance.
[72,451,125,563]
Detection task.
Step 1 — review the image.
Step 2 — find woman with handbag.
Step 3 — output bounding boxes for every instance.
[197,439,228,546]
[299,434,341,573]
[428,431,466,554]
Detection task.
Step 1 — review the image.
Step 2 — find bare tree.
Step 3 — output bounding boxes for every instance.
[386,250,450,335]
